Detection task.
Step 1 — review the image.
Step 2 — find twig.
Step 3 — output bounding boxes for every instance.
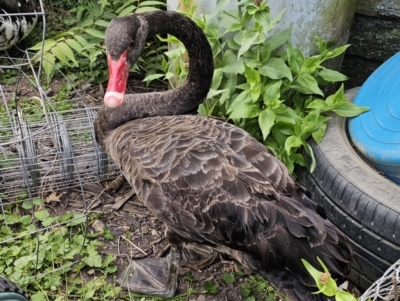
[120,235,148,256]
[87,177,124,209]
[393,276,399,301]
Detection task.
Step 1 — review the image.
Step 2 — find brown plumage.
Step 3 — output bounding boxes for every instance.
[95,10,353,301]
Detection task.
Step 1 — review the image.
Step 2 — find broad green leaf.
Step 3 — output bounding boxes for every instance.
[94,19,110,27]
[312,122,327,144]
[227,90,251,113]
[304,142,316,172]
[332,102,369,117]
[118,5,137,17]
[285,135,303,155]
[136,6,160,13]
[326,84,345,106]
[265,27,292,51]
[259,109,275,140]
[301,55,322,73]
[238,29,260,58]
[301,110,320,136]
[138,0,166,6]
[42,52,55,83]
[58,42,78,66]
[65,38,83,53]
[74,35,88,47]
[290,153,307,167]
[244,64,260,85]
[315,36,327,53]
[222,58,245,74]
[207,88,226,98]
[211,69,224,89]
[29,39,57,51]
[259,58,292,80]
[143,73,164,83]
[301,258,337,297]
[294,73,323,96]
[286,42,304,74]
[335,291,358,301]
[318,69,348,82]
[77,17,94,28]
[306,99,331,111]
[326,44,350,59]
[230,103,260,119]
[84,28,105,39]
[274,105,301,124]
[263,80,282,105]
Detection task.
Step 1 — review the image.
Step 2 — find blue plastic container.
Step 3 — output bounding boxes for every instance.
[348,52,400,184]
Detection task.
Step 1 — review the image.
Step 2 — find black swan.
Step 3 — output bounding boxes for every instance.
[0,0,38,50]
[94,11,353,301]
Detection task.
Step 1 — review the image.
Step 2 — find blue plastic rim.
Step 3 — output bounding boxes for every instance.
[348,52,400,184]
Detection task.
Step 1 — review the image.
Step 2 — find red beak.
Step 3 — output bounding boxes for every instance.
[104,50,129,108]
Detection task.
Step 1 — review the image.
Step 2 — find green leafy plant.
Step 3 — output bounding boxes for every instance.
[302,257,362,301]
[30,0,166,83]
[221,269,288,301]
[146,0,368,173]
[0,198,121,300]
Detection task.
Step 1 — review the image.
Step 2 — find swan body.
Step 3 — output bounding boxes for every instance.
[95,10,353,301]
[0,0,38,50]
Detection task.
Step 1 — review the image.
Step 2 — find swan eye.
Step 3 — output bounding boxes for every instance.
[129,41,135,49]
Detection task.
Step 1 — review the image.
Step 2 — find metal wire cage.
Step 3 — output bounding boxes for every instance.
[359,259,400,301]
[0,0,119,285]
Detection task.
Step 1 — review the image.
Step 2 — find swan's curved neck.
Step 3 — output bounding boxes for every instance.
[95,11,214,145]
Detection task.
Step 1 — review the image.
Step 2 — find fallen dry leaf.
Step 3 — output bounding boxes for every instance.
[45,191,62,203]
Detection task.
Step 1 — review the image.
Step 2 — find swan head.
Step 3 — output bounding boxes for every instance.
[104,16,148,108]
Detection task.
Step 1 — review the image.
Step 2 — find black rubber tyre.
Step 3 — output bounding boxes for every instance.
[297,87,400,290]
[0,277,31,301]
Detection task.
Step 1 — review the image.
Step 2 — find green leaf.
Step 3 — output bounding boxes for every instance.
[306,99,331,111]
[238,29,259,58]
[326,44,350,59]
[294,73,323,96]
[301,55,323,73]
[263,80,282,105]
[73,35,88,47]
[58,42,78,66]
[222,58,245,74]
[315,36,327,53]
[318,69,348,82]
[65,38,83,53]
[312,122,327,144]
[42,52,56,82]
[205,280,219,294]
[245,64,260,85]
[304,142,316,172]
[117,5,137,17]
[259,58,292,81]
[29,39,57,51]
[222,273,236,284]
[259,109,275,140]
[83,28,105,39]
[230,103,260,119]
[286,42,304,74]
[332,102,369,117]
[50,43,71,66]
[285,136,303,155]
[301,110,320,136]
[94,19,110,27]
[227,90,251,113]
[265,27,292,51]
[136,6,161,13]
[335,291,358,301]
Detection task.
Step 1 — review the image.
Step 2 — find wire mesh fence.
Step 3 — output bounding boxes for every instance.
[0,0,119,285]
[359,259,400,301]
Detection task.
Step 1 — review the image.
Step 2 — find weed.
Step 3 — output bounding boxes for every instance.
[145,0,368,174]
